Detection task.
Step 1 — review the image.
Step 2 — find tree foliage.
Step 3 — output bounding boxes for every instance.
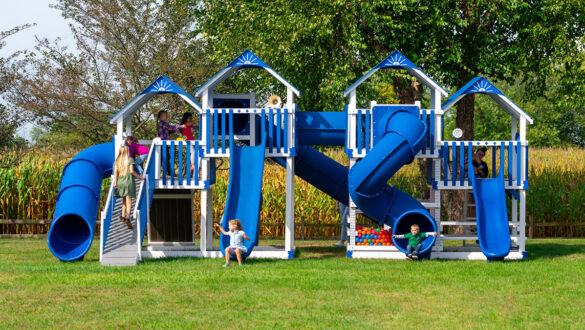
[4,0,208,145]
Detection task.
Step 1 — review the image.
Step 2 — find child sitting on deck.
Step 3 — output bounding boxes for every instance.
[214,219,251,267]
[393,224,437,260]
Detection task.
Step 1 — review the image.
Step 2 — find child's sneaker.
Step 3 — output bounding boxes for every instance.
[333,240,346,247]
[412,254,419,260]
[222,263,230,267]
[406,254,413,260]
[238,264,243,267]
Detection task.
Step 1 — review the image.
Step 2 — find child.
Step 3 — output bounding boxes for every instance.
[113,145,144,229]
[126,136,149,175]
[157,110,184,140]
[180,112,194,141]
[157,110,184,174]
[393,224,437,260]
[180,112,196,171]
[472,146,489,178]
[214,220,251,267]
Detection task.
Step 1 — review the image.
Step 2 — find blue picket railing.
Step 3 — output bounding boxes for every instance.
[202,108,292,157]
[439,140,527,189]
[347,108,437,158]
[159,140,204,188]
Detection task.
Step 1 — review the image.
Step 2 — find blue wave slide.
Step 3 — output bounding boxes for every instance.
[47,142,114,261]
[471,174,511,261]
[219,137,266,258]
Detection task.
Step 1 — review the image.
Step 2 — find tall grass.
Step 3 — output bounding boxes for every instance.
[1,147,584,238]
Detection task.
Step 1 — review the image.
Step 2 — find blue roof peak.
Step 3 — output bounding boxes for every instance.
[376,50,417,70]
[226,49,269,69]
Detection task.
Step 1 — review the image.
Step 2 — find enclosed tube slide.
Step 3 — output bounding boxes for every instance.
[48,142,114,261]
[276,108,436,255]
[349,106,436,254]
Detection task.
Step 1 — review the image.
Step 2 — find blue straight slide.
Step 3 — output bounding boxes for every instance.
[48,142,114,261]
[471,174,511,261]
[219,138,267,258]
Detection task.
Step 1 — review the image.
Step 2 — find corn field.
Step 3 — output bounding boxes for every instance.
[1,147,584,238]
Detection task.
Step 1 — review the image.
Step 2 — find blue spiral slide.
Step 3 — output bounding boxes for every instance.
[47,142,114,261]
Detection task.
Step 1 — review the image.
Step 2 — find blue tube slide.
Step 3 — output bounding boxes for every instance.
[296,111,346,146]
[48,142,114,261]
[349,106,436,254]
[219,138,266,259]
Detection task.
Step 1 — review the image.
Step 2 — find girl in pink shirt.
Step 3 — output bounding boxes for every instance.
[126,136,150,175]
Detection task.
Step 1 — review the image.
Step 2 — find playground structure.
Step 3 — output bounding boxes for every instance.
[47,49,532,265]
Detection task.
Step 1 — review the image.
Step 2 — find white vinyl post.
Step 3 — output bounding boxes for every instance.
[285,157,295,253]
[347,158,356,254]
[200,159,213,254]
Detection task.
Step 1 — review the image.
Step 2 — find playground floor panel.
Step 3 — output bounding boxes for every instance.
[1,238,584,328]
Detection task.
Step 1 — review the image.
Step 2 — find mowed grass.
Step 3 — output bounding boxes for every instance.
[1,239,585,328]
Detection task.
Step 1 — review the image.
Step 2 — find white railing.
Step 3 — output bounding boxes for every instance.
[346,107,439,158]
[201,107,295,157]
[438,140,528,189]
[99,176,116,262]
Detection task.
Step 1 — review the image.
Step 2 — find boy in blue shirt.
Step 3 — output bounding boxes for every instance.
[393,223,437,260]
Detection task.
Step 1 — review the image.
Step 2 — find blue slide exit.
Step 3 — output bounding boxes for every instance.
[471,172,511,261]
[219,138,267,258]
[48,142,114,261]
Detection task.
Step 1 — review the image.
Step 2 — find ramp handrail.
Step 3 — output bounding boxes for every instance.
[133,145,156,259]
[99,176,116,261]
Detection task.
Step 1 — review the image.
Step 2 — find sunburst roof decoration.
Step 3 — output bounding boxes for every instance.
[442,76,533,124]
[194,49,300,97]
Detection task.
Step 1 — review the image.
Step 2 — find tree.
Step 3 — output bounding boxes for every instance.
[0,24,34,147]
[4,0,209,146]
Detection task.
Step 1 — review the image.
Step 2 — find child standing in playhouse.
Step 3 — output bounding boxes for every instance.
[126,136,149,175]
[214,220,251,267]
[180,112,197,171]
[393,224,437,260]
[157,110,184,140]
[113,145,144,230]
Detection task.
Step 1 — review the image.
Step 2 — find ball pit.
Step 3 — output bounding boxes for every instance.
[354,226,394,246]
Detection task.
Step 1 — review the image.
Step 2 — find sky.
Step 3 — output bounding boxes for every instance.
[1,1,76,141]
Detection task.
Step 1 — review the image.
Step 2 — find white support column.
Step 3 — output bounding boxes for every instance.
[512,194,519,238]
[116,120,124,156]
[347,158,357,254]
[287,88,295,153]
[154,143,161,180]
[519,117,527,182]
[348,90,357,153]
[285,157,295,253]
[431,89,442,144]
[519,190,527,253]
[200,158,213,253]
[125,118,132,137]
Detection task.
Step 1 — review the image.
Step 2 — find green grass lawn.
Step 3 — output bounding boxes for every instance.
[1,239,585,328]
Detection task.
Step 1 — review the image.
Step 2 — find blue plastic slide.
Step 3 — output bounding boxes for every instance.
[275,107,436,255]
[348,105,436,254]
[471,173,511,261]
[219,138,267,258]
[48,142,114,261]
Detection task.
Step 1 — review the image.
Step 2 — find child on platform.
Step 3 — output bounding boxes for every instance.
[214,219,251,267]
[113,145,144,230]
[157,110,184,140]
[393,224,437,260]
[126,136,149,175]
